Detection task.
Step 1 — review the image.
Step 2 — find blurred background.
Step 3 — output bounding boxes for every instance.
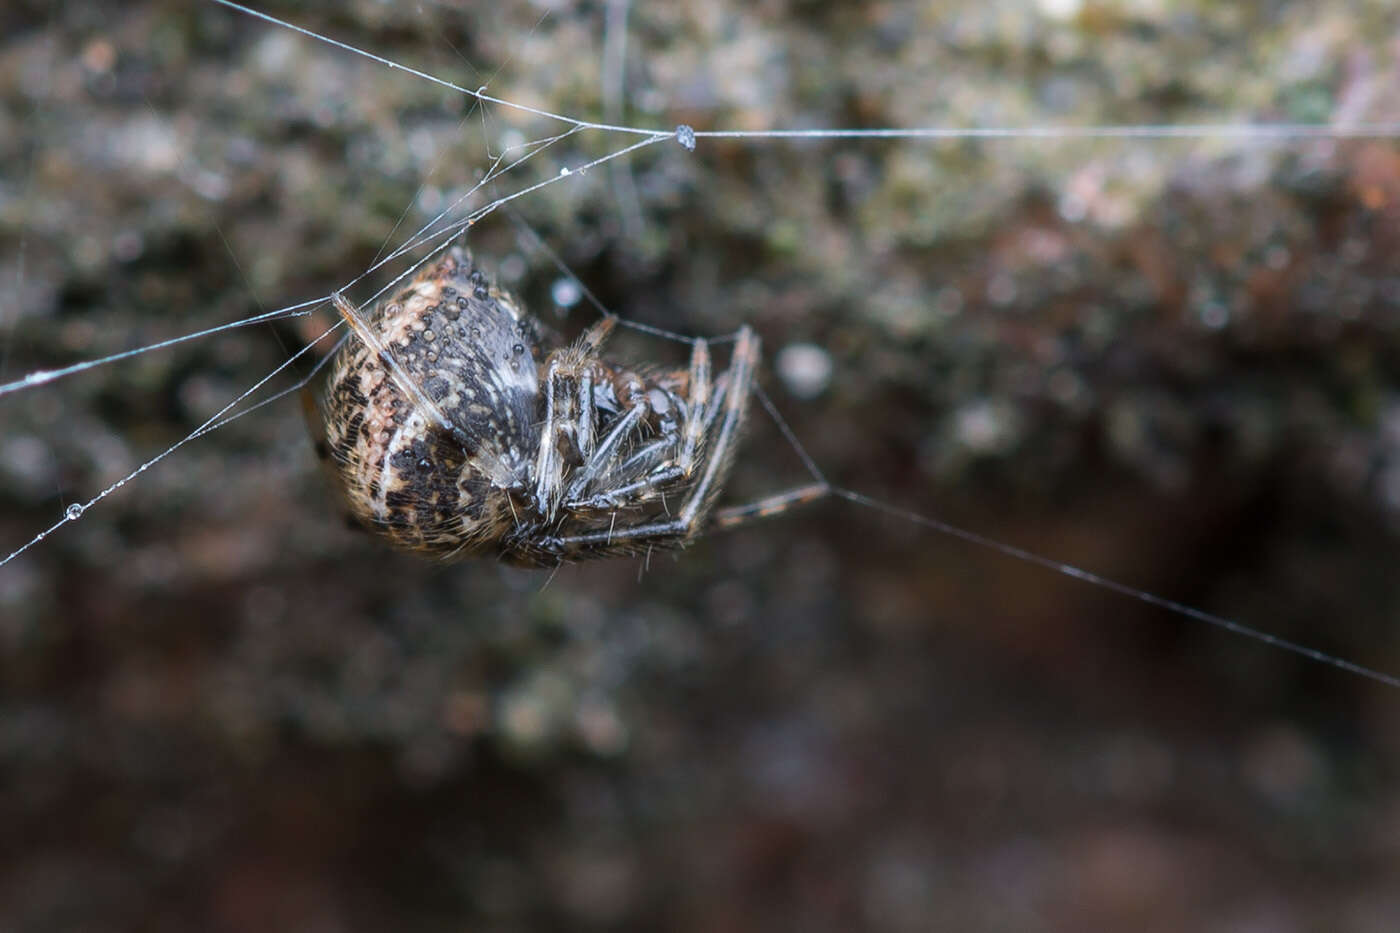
[3,0,1400,929]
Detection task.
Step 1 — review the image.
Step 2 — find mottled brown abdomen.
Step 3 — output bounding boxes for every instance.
[321,248,543,558]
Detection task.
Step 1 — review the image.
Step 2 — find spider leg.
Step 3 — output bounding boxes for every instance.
[678,337,711,469]
[709,379,833,529]
[525,326,759,560]
[668,328,755,524]
[710,483,831,529]
[572,464,689,514]
[574,313,618,355]
[531,317,617,520]
[601,435,673,488]
[564,391,650,500]
[567,336,715,509]
[530,357,586,519]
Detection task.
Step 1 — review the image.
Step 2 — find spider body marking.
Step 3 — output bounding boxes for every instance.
[320,246,765,566]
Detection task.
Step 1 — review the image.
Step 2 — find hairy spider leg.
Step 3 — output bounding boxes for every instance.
[565,336,715,514]
[527,326,759,559]
[564,387,649,499]
[586,367,738,492]
[711,483,832,529]
[533,363,591,518]
[532,316,621,520]
[678,336,711,469]
[710,380,833,530]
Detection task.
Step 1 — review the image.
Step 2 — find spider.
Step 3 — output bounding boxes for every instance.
[318,245,827,566]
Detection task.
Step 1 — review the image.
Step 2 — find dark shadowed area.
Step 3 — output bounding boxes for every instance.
[4,0,1400,930]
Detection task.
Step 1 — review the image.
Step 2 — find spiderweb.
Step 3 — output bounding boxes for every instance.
[4,2,1400,924]
[6,0,1400,677]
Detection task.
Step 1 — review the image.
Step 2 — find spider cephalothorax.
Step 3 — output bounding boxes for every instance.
[320,246,763,566]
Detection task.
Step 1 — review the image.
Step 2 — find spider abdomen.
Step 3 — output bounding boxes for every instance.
[322,248,542,558]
